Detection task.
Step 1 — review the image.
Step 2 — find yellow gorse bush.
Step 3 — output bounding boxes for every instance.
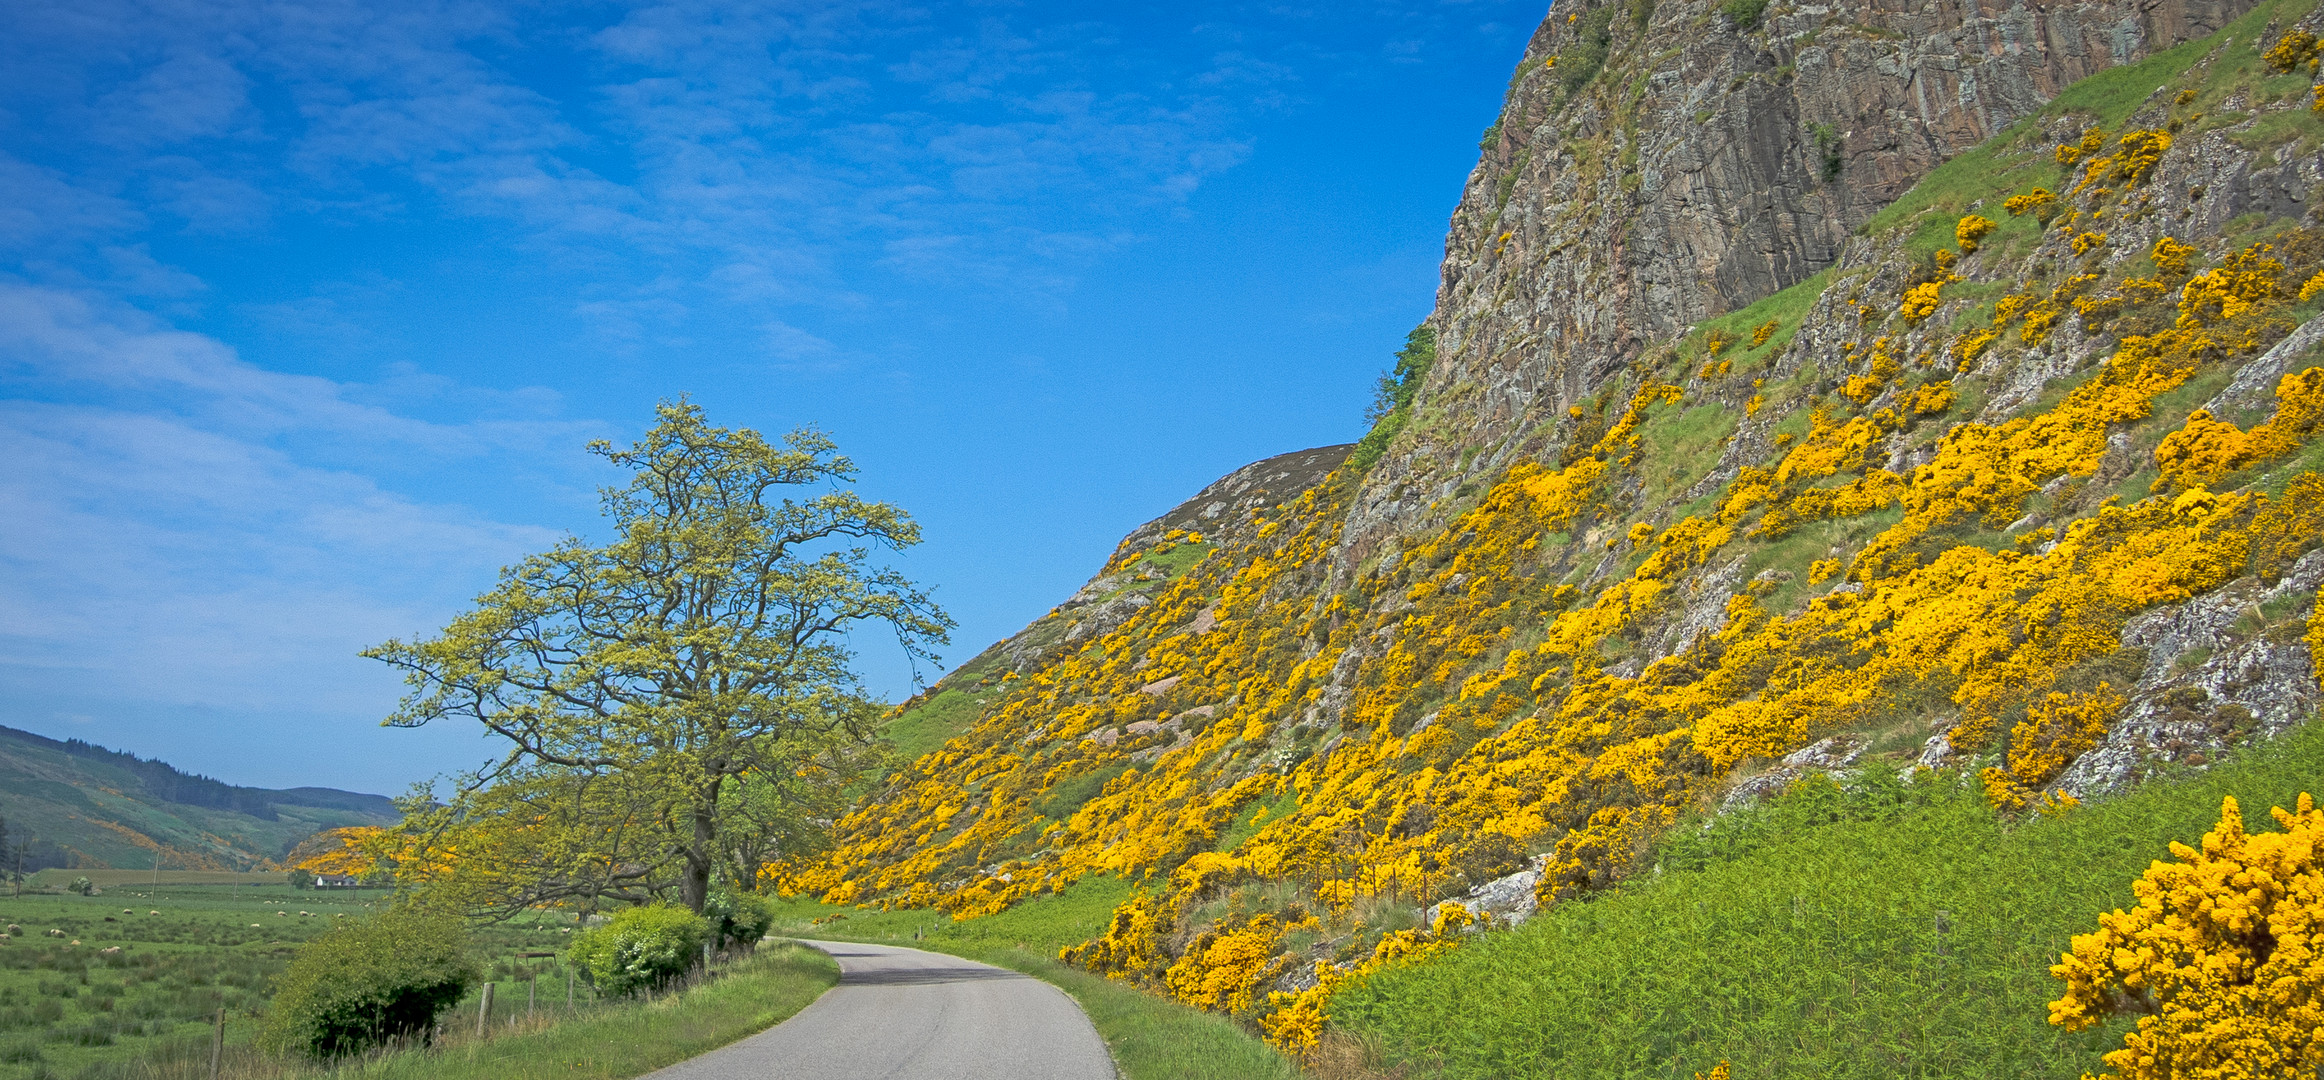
[2057,127,2109,167]
[2265,29,2320,74]
[1899,281,1943,322]
[1957,214,1997,252]
[2071,130,2171,197]
[2049,794,2324,1080]
[2153,367,2324,492]
[1979,684,2124,812]
[2007,188,2057,217]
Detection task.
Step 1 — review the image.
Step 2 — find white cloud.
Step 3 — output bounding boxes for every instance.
[0,283,585,782]
[90,51,252,147]
[0,155,144,254]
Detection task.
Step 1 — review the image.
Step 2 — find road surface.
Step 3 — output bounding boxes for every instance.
[644,939,1116,1080]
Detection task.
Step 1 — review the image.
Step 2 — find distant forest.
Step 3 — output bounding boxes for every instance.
[0,815,71,875]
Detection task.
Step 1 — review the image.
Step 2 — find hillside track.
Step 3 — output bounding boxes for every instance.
[644,939,1115,1080]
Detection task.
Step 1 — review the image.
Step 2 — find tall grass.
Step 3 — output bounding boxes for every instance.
[1327,720,2324,1079]
[46,944,834,1080]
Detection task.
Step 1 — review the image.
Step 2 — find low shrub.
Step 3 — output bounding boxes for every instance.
[704,889,774,951]
[258,909,475,1058]
[1722,0,1771,31]
[567,905,711,997]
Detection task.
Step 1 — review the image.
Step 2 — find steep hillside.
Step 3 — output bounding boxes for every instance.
[0,725,397,871]
[789,0,2324,1062]
[880,444,1352,761]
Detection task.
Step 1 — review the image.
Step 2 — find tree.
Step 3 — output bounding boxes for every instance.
[366,400,949,914]
[2048,793,2324,1079]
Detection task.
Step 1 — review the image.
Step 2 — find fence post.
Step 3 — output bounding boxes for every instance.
[209,1006,224,1080]
[529,974,537,1019]
[566,969,574,1011]
[476,981,494,1039]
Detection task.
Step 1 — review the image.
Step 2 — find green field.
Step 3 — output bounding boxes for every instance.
[0,860,1284,1080]
[0,883,592,1079]
[23,873,282,890]
[223,944,836,1080]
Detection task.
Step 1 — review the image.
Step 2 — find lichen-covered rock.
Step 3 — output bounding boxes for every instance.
[2054,551,2324,799]
[1722,734,1870,808]
[1423,855,1551,930]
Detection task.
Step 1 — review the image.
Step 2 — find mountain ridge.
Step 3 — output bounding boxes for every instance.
[0,723,396,872]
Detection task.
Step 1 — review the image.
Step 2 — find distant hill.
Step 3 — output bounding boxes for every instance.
[0,725,398,872]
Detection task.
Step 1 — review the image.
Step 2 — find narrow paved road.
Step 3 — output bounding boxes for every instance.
[644,940,1115,1080]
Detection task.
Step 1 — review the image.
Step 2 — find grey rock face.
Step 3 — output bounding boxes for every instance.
[1338,0,2260,569]
[1422,855,1551,930]
[1648,555,1748,663]
[1721,734,1869,808]
[2205,314,2324,423]
[2053,551,2324,800]
[1112,444,1354,562]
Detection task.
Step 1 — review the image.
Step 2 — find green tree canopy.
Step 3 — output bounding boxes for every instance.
[366,400,950,913]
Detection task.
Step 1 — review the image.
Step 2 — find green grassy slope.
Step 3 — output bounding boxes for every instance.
[0,726,395,872]
[1329,721,2324,1079]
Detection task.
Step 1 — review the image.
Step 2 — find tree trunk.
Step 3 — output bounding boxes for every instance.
[680,777,723,913]
[682,809,715,914]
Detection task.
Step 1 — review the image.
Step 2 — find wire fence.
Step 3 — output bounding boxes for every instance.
[22,943,766,1080]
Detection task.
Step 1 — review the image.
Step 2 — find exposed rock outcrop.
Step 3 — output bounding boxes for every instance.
[2055,551,2324,799]
[1340,0,2262,569]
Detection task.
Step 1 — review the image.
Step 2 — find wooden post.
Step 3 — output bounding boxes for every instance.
[476,982,494,1038]
[209,1006,224,1080]
[566,969,574,1010]
[528,974,536,1019]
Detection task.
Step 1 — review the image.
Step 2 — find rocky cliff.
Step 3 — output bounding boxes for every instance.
[1347,0,2260,570]
[798,0,2324,1055]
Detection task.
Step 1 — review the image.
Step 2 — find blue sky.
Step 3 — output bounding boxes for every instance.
[0,0,1543,794]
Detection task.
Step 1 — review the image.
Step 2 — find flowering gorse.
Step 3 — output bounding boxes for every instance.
[2049,794,2324,1080]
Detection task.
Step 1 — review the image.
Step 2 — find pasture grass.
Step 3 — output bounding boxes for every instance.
[39,942,834,1080]
[0,884,589,1079]
[1326,717,2324,1079]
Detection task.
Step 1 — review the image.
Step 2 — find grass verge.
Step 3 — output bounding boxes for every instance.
[1326,717,2324,1079]
[314,943,835,1080]
[41,943,835,1080]
[770,880,1298,1080]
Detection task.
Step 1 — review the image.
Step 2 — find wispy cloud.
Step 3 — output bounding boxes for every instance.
[0,282,594,783]
[0,0,1541,788]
